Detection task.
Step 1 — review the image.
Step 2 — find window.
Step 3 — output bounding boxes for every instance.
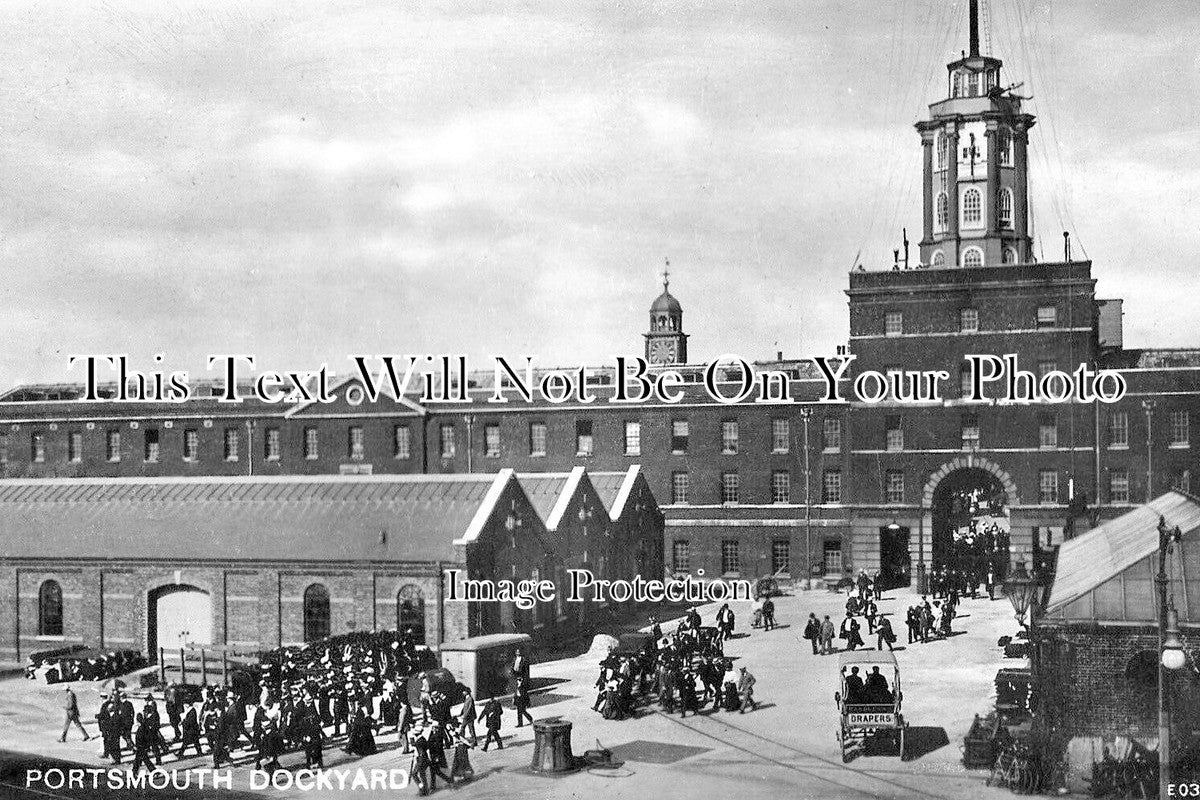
[671,419,689,454]
[624,421,641,456]
[0,435,7,465]
[1037,361,1057,378]
[480,424,500,458]
[1039,414,1058,449]
[772,540,791,575]
[397,585,425,644]
[960,365,974,398]
[1175,470,1192,494]
[822,470,843,503]
[304,427,319,460]
[68,432,82,463]
[1109,470,1130,504]
[721,472,740,504]
[38,580,63,637]
[302,584,331,643]
[960,308,979,333]
[393,425,411,459]
[440,424,456,458]
[952,71,962,98]
[672,540,690,572]
[1170,410,1190,447]
[936,131,947,169]
[348,426,365,460]
[885,415,903,451]
[106,430,120,462]
[962,247,983,268]
[932,249,946,266]
[223,428,239,461]
[823,418,842,451]
[999,188,1014,228]
[967,70,979,97]
[721,539,741,575]
[936,192,948,231]
[1036,305,1057,328]
[1002,247,1018,264]
[178,428,196,462]
[671,472,689,504]
[264,428,281,461]
[962,188,982,225]
[824,540,843,575]
[721,420,739,454]
[999,128,1012,165]
[885,311,903,336]
[1108,412,1129,448]
[961,414,980,448]
[31,432,45,463]
[886,470,905,504]
[772,419,789,453]
[575,420,594,456]
[771,471,791,503]
[1039,470,1059,504]
[144,429,159,463]
[529,422,547,456]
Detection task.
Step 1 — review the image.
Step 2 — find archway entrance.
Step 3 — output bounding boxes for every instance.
[148,584,212,661]
[930,467,1011,581]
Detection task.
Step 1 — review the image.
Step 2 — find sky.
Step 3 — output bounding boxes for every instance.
[0,0,1197,386]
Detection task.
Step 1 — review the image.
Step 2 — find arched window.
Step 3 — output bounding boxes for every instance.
[999,188,1014,228]
[962,247,984,268]
[397,584,426,644]
[935,192,948,231]
[962,188,982,226]
[38,580,63,637]
[303,583,330,643]
[999,129,1012,165]
[931,250,945,267]
[936,132,947,170]
[1002,247,1018,265]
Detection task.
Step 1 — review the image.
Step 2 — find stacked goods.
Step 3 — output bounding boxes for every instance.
[28,648,146,683]
[994,667,1033,719]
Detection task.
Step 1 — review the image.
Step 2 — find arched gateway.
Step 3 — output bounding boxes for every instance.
[147,584,212,660]
[922,456,1018,581]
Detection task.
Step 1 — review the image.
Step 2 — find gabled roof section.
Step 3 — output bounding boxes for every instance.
[284,375,425,418]
[590,466,645,521]
[1045,490,1200,616]
[0,473,501,563]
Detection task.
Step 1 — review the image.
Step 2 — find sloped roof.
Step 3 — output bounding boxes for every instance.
[1045,491,1200,616]
[516,473,573,526]
[590,466,642,521]
[0,473,507,563]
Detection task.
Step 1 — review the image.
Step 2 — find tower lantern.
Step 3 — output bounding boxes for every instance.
[915,2,1035,268]
[644,261,688,365]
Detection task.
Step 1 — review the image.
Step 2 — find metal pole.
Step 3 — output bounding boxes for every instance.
[1143,400,1156,503]
[800,407,813,590]
[1157,529,1170,798]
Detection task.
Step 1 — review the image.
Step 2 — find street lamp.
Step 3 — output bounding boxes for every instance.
[1157,515,1184,797]
[799,406,814,591]
[1003,562,1038,629]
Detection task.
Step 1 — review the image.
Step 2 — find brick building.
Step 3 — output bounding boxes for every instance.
[0,469,663,663]
[1037,491,1200,782]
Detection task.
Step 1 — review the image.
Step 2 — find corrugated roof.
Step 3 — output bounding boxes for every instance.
[0,473,505,563]
[1045,491,1200,614]
[516,474,572,522]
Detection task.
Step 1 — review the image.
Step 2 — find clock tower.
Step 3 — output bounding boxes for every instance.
[644,266,688,365]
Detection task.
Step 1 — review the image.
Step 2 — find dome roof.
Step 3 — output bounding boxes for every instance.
[650,290,682,314]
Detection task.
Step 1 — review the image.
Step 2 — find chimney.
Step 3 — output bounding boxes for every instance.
[776,350,783,361]
[969,0,980,57]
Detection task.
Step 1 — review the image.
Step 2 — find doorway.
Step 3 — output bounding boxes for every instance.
[878,525,911,589]
[147,584,212,662]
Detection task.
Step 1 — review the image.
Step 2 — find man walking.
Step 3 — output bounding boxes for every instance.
[876,615,896,652]
[513,676,533,727]
[803,613,820,655]
[481,697,503,751]
[60,686,89,742]
[736,667,757,713]
[819,614,836,655]
[458,685,477,746]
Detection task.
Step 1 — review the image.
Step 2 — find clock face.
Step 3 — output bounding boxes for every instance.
[649,339,675,365]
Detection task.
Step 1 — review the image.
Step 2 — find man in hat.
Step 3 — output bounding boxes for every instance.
[164,682,183,741]
[480,697,503,751]
[457,685,477,746]
[96,696,121,763]
[130,713,158,773]
[513,675,533,727]
[737,667,758,713]
[60,686,89,742]
[178,705,203,758]
[803,613,820,655]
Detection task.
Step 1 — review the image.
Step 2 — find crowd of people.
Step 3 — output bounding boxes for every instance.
[59,629,523,796]
[28,645,145,683]
[591,605,760,720]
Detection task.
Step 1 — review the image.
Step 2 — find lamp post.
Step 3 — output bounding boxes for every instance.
[1157,515,1184,798]
[799,407,814,591]
[1004,561,1039,630]
[1142,400,1156,504]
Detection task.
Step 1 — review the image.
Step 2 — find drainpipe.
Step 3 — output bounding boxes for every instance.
[436,560,445,648]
